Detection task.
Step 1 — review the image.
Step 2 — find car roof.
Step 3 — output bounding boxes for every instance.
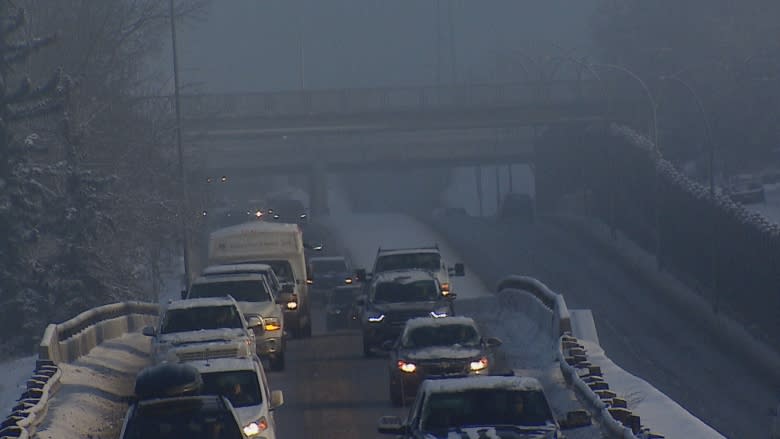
[420,376,544,394]
[136,394,229,413]
[373,269,438,284]
[166,297,239,310]
[377,247,440,256]
[202,264,273,275]
[404,316,478,332]
[210,221,300,238]
[185,356,261,375]
[309,256,347,262]
[192,273,268,285]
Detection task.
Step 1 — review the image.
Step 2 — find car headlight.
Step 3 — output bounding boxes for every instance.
[286,301,298,310]
[264,317,282,332]
[469,357,489,372]
[397,360,417,373]
[344,278,353,284]
[243,417,268,436]
[367,312,385,323]
[430,309,448,318]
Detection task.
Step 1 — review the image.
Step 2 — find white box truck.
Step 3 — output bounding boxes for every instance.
[208,222,313,337]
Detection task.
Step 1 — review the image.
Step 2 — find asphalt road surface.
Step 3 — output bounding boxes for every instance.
[430,213,778,439]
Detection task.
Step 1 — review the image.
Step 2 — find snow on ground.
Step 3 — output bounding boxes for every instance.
[322,181,490,299]
[581,339,726,439]
[0,355,36,417]
[36,333,151,439]
[439,164,730,438]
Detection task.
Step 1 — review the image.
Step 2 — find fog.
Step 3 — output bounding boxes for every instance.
[178,0,598,92]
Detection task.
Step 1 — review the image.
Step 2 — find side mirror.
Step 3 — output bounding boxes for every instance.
[277,292,294,304]
[377,416,407,435]
[269,390,284,410]
[484,337,503,348]
[381,340,395,351]
[444,292,457,300]
[453,263,465,277]
[559,410,592,430]
[180,289,188,300]
[247,316,264,330]
[355,269,367,282]
[142,326,156,337]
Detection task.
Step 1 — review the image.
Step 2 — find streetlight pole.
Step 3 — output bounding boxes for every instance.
[169,0,191,285]
[297,0,307,90]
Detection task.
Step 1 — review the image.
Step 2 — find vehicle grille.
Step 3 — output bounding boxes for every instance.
[387,311,432,328]
[175,347,240,362]
[420,360,469,377]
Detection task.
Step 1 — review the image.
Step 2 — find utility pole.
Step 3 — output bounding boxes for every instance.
[446,0,457,84]
[169,0,191,285]
[298,0,307,89]
[435,0,442,88]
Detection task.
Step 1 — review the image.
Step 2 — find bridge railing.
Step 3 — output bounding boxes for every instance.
[176,80,605,120]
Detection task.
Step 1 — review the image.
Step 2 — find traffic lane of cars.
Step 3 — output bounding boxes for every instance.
[433,214,774,439]
[272,310,405,439]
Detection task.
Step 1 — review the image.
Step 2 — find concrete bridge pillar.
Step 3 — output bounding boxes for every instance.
[307,164,329,217]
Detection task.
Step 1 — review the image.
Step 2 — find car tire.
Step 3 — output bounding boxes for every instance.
[269,352,285,372]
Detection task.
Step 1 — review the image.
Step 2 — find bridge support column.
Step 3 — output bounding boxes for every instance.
[307,165,329,218]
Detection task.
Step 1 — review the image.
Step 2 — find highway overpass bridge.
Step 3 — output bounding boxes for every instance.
[176,80,648,212]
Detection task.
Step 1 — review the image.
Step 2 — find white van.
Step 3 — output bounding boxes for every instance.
[208,222,312,337]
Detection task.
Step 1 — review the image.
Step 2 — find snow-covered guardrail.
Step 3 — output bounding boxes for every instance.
[0,301,158,439]
[39,301,158,363]
[496,275,572,337]
[496,276,656,439]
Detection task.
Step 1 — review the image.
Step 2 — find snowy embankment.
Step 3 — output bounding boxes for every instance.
[439,164,727,438]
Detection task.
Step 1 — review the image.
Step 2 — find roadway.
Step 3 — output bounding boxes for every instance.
[429,213,777,438]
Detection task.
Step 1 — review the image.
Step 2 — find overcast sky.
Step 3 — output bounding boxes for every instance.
[176,1,598,93]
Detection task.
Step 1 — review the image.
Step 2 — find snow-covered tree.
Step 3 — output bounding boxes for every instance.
[0,5,69,352]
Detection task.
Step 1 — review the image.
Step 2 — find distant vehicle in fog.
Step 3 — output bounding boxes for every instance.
[267,197,308,225]
[308,256,354,305]
[325,285,362,330]
[498,192,535,223]
[356,245,464,297]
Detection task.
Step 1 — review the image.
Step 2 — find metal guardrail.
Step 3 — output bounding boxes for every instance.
[496,275,572,336]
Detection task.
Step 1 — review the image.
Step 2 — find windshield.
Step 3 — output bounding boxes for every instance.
[246,260,294,283]
[375,253,441,272]
[124,402,243,439]
[311,259,348,273]
[371,280,440,304]
[189,280,273,303]
[403,324,480,348]
[160,306,243,334]
[201,371,262,408]
[421,389,554,432]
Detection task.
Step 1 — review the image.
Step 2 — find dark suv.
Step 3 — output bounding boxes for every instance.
[386,316,502,406]
[358,270,455,357]
[120,363,245,439]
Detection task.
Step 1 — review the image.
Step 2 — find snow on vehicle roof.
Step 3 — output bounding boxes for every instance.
[210,221,300,238]
[202,264,273,275]
[166,297,239,310]
[377,247,440,256]
[309,256,347,262]
[420,375,544,394]
[373,269,438,284]
[403,316,477,332]
[184,356,261,375]
[192,273,268,285]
